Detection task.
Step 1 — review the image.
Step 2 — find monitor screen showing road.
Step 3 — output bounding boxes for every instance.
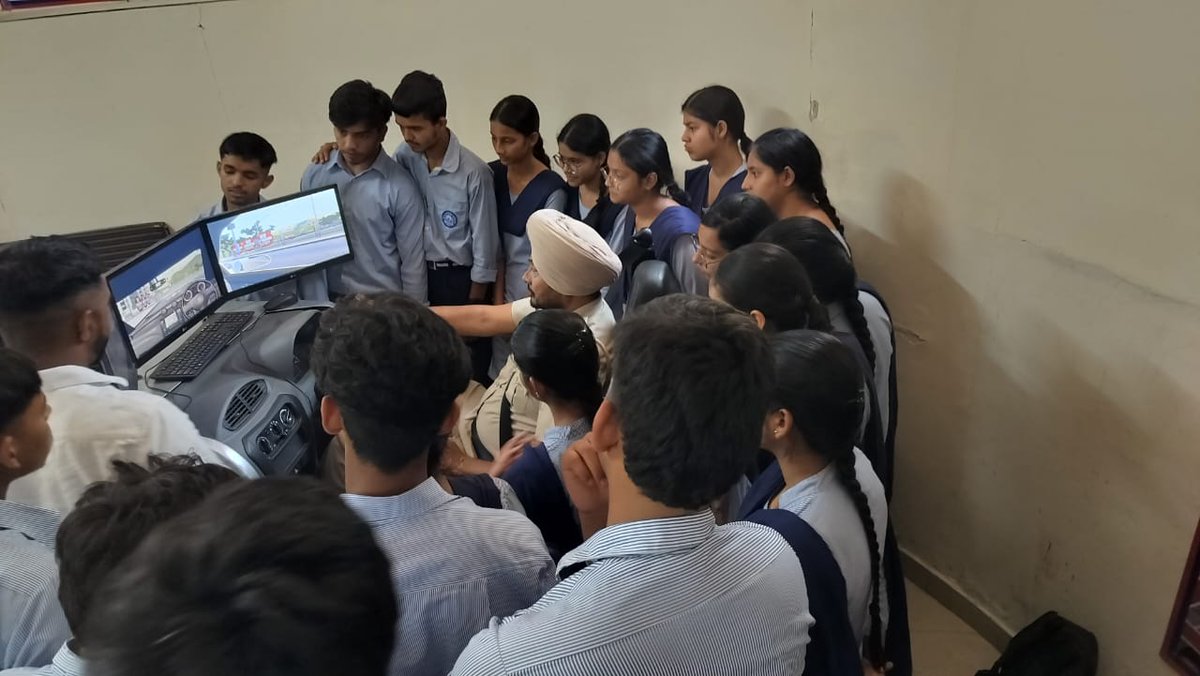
[204,187,351,294]
[109,227,222,361]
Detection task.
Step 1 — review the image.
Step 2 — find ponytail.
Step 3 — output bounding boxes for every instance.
[812,180,845,235]
[664,178,690,206]
[832,449,885,670]
[843,292,876,373]
[737,132,753,159]
[531,134,552,169]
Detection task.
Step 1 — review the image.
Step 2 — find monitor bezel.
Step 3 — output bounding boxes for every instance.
[198,185,354,300]
[105,222,223,367]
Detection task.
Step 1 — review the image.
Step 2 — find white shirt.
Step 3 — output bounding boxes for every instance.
[7,366,230,514]
[777,447,889,645]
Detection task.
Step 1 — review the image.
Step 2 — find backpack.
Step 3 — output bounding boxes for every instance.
[976,612,1098,676]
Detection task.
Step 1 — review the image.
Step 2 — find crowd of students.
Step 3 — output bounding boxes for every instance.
[0,72,911,675]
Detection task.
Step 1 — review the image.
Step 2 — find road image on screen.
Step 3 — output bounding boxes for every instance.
[206,188,350,294]
[111,229,221,360]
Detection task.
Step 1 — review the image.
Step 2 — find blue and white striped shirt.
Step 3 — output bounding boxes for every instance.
[0,501,69,671]
[342,478,555,676]
[301,149,428,302]
[451,511,813,676]
[0,642,83,675]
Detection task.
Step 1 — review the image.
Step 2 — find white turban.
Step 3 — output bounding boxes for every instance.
[527,209,622,296]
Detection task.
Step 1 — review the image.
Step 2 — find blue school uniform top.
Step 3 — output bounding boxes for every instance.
[684,163,747,216]
[450,511,812,676]
[342,478,555,676]
[489,162,567,303]
[605,205,704,316]
[394,132,500,284]
[501,417,590,561]
[564,188,622,240]
[301,149,428,302]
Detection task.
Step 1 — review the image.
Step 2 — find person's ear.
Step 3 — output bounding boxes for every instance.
[530,131,541,149]
[781,166,796,188]
[379,125,389,143]
[749,309,768,330]
[436,116,448,129]
[77,308,103,347]
[715,120,729,141]
[440,400,460,435]
[0,435,19,472]
[319,395,344,436]
[526,376,544,402]
[215,160,223,175]
[642,171,658,193]
[765,408,792,441]
[591,399,619,455]
[262,174,275,190]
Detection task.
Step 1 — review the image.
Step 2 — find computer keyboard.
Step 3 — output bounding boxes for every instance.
[149,312,256,381]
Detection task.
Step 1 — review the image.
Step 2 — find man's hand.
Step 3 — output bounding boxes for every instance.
[488,433,535,477]
[468,282,488,304]
[562,434,609,537]
[311,142,337,164]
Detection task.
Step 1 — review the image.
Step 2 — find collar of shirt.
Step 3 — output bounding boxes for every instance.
[0,498,61,547]
[38,365,127,394]
[542,418,590,451]
[776,464,833,515]
[557,510,717,575]
[42,642,84,676]
[330,148,392,179]
[341,477,459,523]
[435,131,463,174]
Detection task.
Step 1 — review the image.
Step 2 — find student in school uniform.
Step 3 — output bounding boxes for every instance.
[0,348,69,671]
[301,80,428,303]
[84,478,399,676]
[196,132,276,220]
[605,128,704,316]
[310,293,555,676]
[433,210,620,464]
[451,295,812,675]
[24,455,240,676]
[739,330,890,675]
[488,95,567,377]
[555,114,622,239]
[500,309,602,560]
[743,127,851,252]
[693,191,777,278]
[681,85,751,215]
[758,218,896,448]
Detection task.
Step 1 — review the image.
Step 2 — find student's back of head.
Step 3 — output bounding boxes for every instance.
[511,309,603,421]
[311,293,470,472]
[710,242,830,333]
[56,455,241,647]
[0,237,108,363]
[609,294,773,509]
[0,346,52,480]
[757,217,876,370]
[85,476,398,676]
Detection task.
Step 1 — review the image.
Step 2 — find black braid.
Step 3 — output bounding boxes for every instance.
[813,178,845,235]
[843,292,876,373]
[832,448,885,670]
[664,179,690,207]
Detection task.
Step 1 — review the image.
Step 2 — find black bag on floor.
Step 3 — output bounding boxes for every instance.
[976,611,1098,676]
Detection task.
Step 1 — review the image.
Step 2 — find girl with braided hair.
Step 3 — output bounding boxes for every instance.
[743,127,850,253]
[753,330,889,672]
[757,217,895,439]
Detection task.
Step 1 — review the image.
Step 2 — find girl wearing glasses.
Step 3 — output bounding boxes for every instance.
[488,95,567,377]
[555,114,622,240]
[681,85,751,216]
[693,192,776,279]
[604,128,704,315]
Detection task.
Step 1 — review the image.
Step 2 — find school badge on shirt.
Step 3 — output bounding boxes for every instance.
[441,210,459,228]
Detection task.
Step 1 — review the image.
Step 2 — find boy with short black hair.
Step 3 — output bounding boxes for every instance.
[302,80,428,303]
[198,132,278,219]
[26,455,241,676]
[0,347,69,670]
[311,293,553,676]
[451,295,814,675]
[84,477,398,676]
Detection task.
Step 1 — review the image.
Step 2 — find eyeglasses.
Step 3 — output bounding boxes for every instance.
[552,154,585,172]
[690,234,724,267]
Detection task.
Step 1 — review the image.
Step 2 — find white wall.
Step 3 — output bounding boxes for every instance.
[0,0,808,238]
[4,2,1200,674]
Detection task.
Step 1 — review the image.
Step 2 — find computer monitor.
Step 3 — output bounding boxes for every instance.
[202,186,352,298]
[107,224,222,365]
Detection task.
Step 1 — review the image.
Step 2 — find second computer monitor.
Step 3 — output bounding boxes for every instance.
[203,186,352,297]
